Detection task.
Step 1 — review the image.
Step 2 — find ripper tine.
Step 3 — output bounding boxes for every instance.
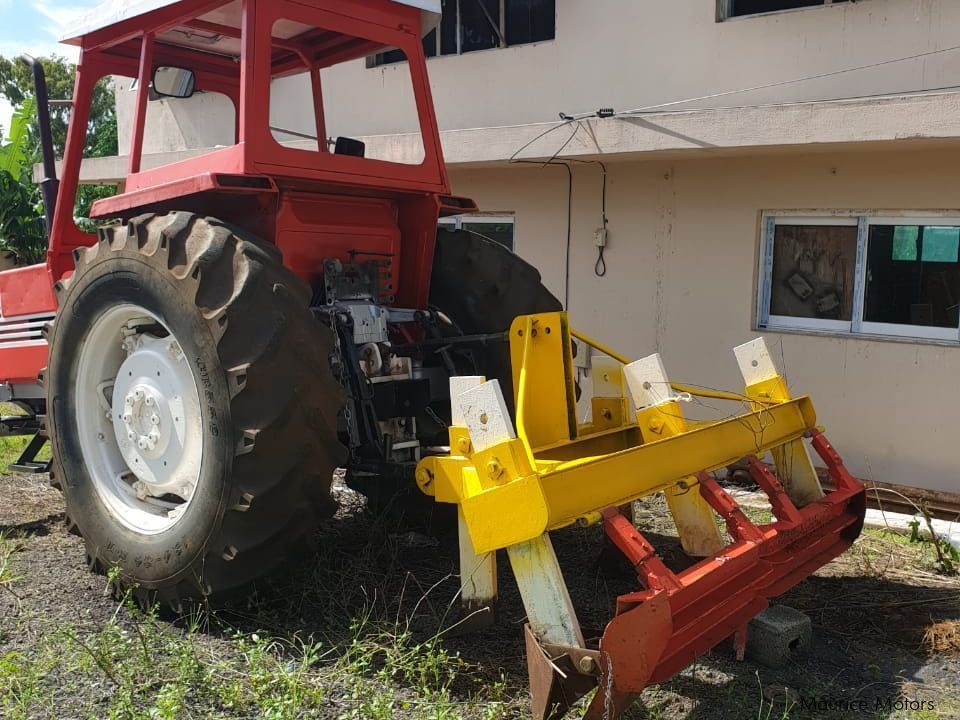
[418,312,867,720]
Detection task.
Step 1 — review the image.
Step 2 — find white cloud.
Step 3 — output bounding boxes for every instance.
[0,96,12,137]
[32,0,100,42]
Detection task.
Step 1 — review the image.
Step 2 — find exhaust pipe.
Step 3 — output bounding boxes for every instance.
[18,55,59,236]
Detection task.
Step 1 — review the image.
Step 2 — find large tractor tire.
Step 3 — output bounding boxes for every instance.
[429,228,563,404]
[45,212,346,607]
[348,228,561,520]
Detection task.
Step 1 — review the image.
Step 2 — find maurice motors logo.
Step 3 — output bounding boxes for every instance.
[798,695,936,713]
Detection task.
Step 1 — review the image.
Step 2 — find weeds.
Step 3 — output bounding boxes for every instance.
[908,505,959,576]
[0,531,24,591]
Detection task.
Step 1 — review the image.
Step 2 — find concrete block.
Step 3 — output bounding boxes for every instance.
[745,605,812,668]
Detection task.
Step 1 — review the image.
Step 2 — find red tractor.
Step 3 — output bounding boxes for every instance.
[2,0,557,603]
[2,2,867,717]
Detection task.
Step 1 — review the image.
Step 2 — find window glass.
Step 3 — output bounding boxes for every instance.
[460,0,500,53]
[506,0,556,45]
[728,0,847,18]
[441,216,515,251]
[372,0,554,65]
[440,0,458,54]
[892,226,919,261]
[864,225,960,329]
[269,19,425,165]
[463,221,514,250]
[769,224,857,321]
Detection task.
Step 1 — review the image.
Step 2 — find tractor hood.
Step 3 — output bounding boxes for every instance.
[61,0,442,44]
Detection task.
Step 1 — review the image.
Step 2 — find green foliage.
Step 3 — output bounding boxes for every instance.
[0,98,36,176]
[0,55,117,160]
[0,170,45,264]
[908,514,959,576]
[0,55,118,266]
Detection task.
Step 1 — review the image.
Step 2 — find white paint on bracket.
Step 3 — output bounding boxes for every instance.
[453,379,516,453]
[734,338,779,386]
[624,353,672,409]
[449,376,485,426]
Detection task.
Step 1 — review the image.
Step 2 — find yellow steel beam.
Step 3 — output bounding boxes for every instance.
[569,327,750,404]
[421,395,816,554]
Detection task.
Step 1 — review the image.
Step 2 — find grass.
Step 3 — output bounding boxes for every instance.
[0,590,517,720]
[0,403,49,468]
[2,481,958,720]
[0,532,25,591]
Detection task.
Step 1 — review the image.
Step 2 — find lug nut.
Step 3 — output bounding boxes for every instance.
[150,414,160,426]
[127,430,137,441]
[134,389,144,400]
[123,412,133,423]
[145,396,154,407]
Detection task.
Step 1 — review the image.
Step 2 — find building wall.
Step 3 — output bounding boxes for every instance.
[341,0,960,132]
[117,0,960,152]
[448,145,960,494]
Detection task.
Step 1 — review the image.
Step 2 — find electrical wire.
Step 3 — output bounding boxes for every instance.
[507,44,960,307]
[614,43,960,116]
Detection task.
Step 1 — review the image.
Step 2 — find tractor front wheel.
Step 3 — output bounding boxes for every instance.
[45,212,346,606]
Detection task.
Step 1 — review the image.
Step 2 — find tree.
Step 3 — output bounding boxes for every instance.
[0,98,45,264]
[0,55,118,264]
[0,55,117,160]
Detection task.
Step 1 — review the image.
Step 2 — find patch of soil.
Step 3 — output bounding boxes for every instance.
[2,473,959,720]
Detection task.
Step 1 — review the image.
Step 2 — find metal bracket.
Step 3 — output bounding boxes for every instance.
[9,432,50,474]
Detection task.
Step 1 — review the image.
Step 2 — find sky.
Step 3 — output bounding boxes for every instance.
[0,0,98,135]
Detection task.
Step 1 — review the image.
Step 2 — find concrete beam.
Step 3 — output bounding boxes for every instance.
[45,91,960,185]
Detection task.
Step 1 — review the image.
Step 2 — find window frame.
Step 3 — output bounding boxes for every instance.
[757,211,960,344]
[370,0,555,66]
[718,0,850,21]
[439,213,516,251]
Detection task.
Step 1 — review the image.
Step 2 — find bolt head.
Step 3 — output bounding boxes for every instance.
[127,430,137,441]
[456,437,471,455]
[123,412,133,423]
[145,396,155,407]
[578,655,596,674]
[138,438,149,449]
[124,396,134,406]
[415,467,432,488]
[150,414,160,426]
[486,459,504,480]
[134,389,144,400]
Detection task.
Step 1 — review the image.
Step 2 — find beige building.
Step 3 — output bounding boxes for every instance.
[80,0,960,496]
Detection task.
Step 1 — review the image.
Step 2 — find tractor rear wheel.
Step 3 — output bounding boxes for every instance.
[348,228,561,519]
[45,212,346,606]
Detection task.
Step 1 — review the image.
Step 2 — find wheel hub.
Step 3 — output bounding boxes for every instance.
[75,303,205,535]
[111,335,198,500]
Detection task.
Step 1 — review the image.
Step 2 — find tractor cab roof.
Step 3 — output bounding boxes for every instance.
[62,0,441,62]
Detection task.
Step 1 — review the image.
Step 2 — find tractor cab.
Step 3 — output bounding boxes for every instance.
[0,0,475,418]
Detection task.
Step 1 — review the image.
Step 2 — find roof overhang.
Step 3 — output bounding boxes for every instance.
[61,0,441,45]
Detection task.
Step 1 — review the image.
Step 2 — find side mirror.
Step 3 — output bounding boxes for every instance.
[152,66,196,99]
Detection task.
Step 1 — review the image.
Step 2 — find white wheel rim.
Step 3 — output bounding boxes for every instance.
[75,304,204,535]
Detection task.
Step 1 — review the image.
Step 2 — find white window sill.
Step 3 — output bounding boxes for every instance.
[757,323,960,348]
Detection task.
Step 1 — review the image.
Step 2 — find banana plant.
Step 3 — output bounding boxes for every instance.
[0,97,46,265]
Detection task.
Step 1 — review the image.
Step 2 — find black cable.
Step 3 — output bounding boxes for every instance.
[569,158,609,278]
[510,158,574,309]
[595,245,606,277]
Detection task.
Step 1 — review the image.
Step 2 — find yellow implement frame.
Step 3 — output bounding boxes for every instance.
[416,312,822,555]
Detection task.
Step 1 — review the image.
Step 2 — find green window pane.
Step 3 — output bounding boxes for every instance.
[922,226,960,263]
[892,226,918,261]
